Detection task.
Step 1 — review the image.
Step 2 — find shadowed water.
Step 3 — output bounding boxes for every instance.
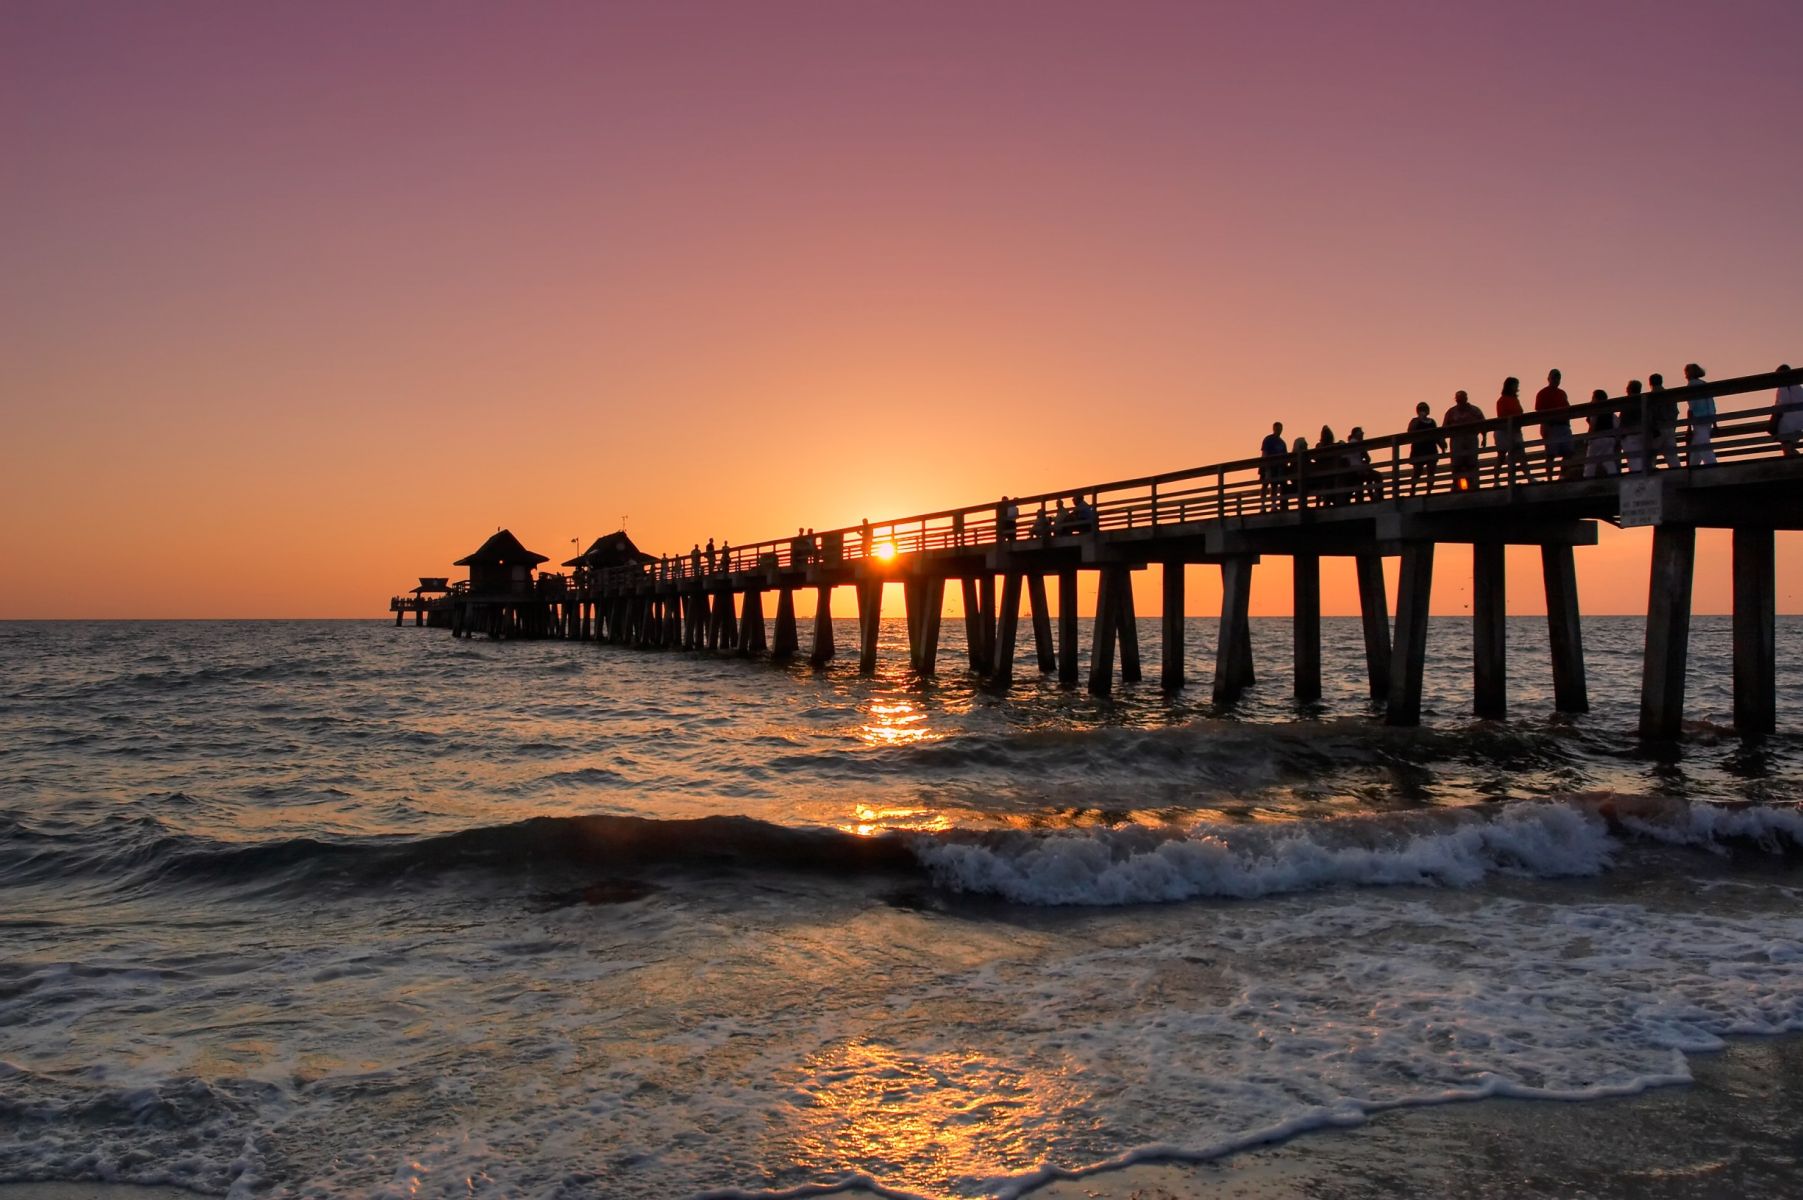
[0,618,1799,1198]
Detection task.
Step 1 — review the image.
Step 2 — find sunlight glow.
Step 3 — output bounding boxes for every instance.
[872,542,897,561]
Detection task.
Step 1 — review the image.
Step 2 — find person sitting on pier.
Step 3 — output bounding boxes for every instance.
[1406,402,1442,494]
[1069,492,1098,533]
[1645,374,1682,470]
[1029,502,1051,540]
[1583,393,1619,477]
[1053,498,1070,534]
[1534,369,1573,481]
[1260,422,1287,507]
[1493,377,1531,487]
[1682,363,1716,467]
[1774,365,1803,457]
[1442,390,1484,492]
[1619,380,1647,472]
[997,496,1019,542]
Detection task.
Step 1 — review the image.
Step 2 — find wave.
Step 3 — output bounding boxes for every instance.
[2,798,1798,907]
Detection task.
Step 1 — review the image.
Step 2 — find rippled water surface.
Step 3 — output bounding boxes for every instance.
[1,618,1800,1197]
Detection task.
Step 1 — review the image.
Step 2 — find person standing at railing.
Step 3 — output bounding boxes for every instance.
[1646,374,1683,470]
[1583,392,1620,477]
[705,538,717,575]
[1287,435,1310,505]
[1406,402,1442,494]
[1773,365,1803,457]
[1681,363,1717,467]
[1443,391,1484,492]
[1493,377,1531,487]
[1534,369,1574,481]
[1346,427,1382,502]
[690,544,702,579]
[1260,422,1287,508]
[997,496,1019,542]
[720,541,732,572]
[859,520,872,558]
[1619,380,1649,472]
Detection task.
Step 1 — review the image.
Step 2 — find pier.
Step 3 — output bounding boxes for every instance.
[398,369,1802,740]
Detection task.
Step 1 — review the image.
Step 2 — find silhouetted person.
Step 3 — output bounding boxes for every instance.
[1030,502,1051,539]
[1535,369,1573,481]
[1682,363,1716,467]
[997,496,1019,542]
[1288,435,1310,505]
[1646,373,1681,470]
[1493,377,1530,486]
[690,544,702,578]
[951,509,966,548]
[1314,426,1339,505]
[1619,380,1647,472]
[721,540,732,571]
[1260,421,1287,507]
[1071,492,1097,533]
[1443,391,1484,492]
[1053,498,1070,534]
[1773,365,1803,457]
[1583,392,1619,477]
[1407,401,1442,494]
[705,537,717,574]
[859,520,872,558]
[1346,427,1381,501]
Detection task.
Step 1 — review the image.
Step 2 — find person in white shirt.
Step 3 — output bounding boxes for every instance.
[1774,364,1803,457]
[1682,363,1717,467]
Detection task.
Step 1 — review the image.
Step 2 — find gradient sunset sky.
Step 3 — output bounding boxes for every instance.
[4,0,1799,618]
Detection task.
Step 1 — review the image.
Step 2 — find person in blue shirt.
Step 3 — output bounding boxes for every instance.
[1260,421,1287,508]
[1682,363,1716,467]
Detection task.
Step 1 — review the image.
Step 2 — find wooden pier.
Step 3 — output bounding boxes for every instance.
[401,369,1802,741]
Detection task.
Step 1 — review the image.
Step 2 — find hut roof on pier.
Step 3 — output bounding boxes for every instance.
[453,529,549,567]
[412,577,450,594]
[564,530,657,568]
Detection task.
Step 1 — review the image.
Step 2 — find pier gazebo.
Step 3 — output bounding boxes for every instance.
[450,529,551,639]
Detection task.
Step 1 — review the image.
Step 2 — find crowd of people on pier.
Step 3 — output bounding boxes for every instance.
[1256,363,1803,508]
[628,366,1801,583]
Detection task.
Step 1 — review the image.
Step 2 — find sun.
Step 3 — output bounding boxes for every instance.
[872,542,897,561]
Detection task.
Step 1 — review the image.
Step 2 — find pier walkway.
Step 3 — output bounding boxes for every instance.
[429,369,1803,740]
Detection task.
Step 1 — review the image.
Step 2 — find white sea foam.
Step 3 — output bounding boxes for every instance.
[913,802,1618,906]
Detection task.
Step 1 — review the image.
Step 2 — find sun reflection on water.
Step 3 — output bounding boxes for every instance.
[858,698,936,749]
[780,1038,1080,1192]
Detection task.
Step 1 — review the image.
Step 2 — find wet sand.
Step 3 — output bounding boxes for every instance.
[3,1036,1798,1199]
[1039,1034,1803,1200]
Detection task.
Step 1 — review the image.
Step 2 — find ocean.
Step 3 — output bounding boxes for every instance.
[2,616,1800,1198]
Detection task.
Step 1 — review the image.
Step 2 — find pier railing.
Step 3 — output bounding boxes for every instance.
[587,368,1799,591]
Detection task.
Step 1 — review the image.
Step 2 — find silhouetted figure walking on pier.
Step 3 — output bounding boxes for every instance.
[1407,402,1442,494]
[1535,369,1573,481]
[1443,391,1484,492]
[1683,363,1717,467]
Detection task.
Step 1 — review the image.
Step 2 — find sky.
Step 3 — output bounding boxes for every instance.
[3,0,1800,619]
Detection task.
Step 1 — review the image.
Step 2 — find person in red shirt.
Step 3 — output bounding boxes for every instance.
[1493,376,1531,487]
[1534,368,1573,481]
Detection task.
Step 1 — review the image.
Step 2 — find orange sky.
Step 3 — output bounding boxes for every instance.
[3,2,1800,619]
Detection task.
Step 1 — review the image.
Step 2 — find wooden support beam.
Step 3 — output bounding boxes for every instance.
[772,587,799,660]
[1541,544,1588,713]
[1213,557,1254,704]
[1355,553,1391,703]
[961,579,985,672]
[992,572,1023,687]
[1028,574,1056,673]
[1385,543,1435,726]
[1472,542,1507,719]
[1088,567,1121,695]
[1116,569,1142,684]
[1058,569,1080,686]
[977,575,998,672]
[919,577,945,676]
[1732,526,1776,736]
[1161,563,1185,692]
[857,580,881,674]
[739,588,766,655]
[903,579,924,671]
[1638,524,1695,741]
[1293,553,1321,703]
[811,585,835,665]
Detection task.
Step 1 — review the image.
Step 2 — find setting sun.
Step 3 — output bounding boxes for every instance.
[872,543,897,561]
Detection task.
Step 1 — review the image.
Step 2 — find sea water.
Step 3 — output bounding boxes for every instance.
[1,617,1800,1198]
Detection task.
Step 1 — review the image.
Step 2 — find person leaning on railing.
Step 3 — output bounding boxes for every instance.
[1681,363,1717,467]
[1583,392,1619,478]
[1773,366,1803,456]
[1442,391,1484,492]
[1534,369,1574,481]
[1406,402,1442,495]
